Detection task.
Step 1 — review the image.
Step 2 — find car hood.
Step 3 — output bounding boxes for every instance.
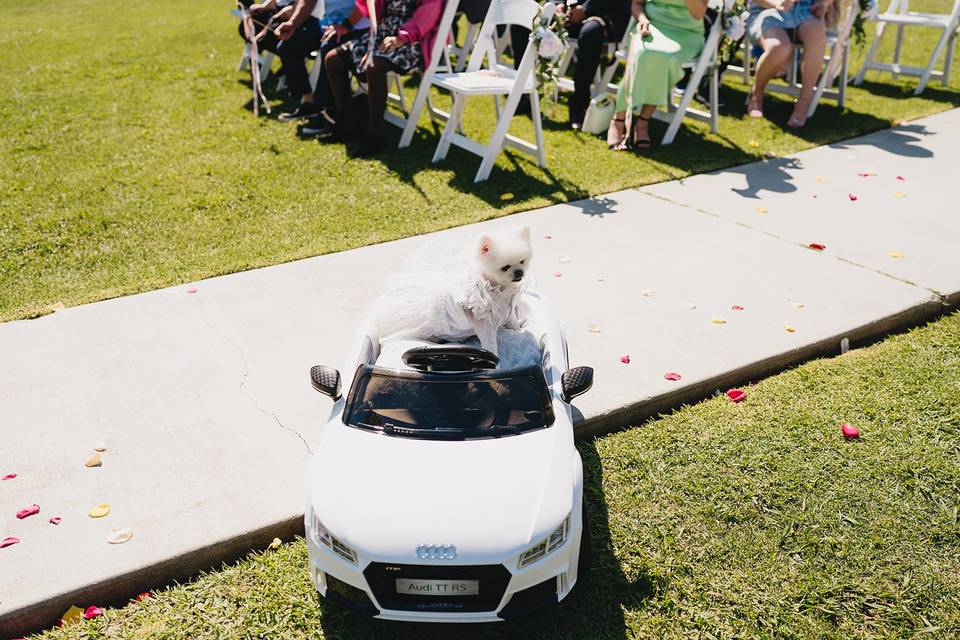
[307,421,576,564]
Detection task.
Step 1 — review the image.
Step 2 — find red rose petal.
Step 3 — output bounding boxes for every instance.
[1,536,20,549]
[620,355,630,364]
[135,592,151,602]
[16,504,40,519]
[49,517,62,525]
[896,176,904,181]
[848,193,858,201]
[841,423,860,439]
[731,305,744,311]
[2,474,15,481]
[544,235,552,239]
[83,606,104,620]
[664,372,681,381]
[808,243,826,251]
[726,388,746,402]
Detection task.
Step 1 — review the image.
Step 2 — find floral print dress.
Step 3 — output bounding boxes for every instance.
[348,0,424,74]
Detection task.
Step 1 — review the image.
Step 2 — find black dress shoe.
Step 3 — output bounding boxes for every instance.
[278,102,321,121]
[569,106,586,130]
[349,134,386,158]
[300,112,336,138]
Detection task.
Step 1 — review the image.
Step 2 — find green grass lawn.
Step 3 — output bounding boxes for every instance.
[33,312,960,639]
[1,0,959,322]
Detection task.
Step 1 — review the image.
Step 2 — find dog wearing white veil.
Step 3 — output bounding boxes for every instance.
[373,226,533,357]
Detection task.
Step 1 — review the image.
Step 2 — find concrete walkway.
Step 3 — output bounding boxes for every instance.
[2,109,958,637]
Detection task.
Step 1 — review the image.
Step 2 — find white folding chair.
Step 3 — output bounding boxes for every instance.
[607,14,722,144]
[853,0,960,94]
[395,0,464,147]
[431,1,557,182]
[738,1,856,116]
[449,17,483,71]
[556,23,627,97]
[233,8,277,81]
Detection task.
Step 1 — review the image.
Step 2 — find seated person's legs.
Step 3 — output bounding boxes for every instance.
[568,18,606,129]
[789,17,826,128]
[277,18,324,120]
[747,26,793,118]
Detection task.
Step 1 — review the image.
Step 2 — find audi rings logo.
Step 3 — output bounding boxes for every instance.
[416,544,458,560]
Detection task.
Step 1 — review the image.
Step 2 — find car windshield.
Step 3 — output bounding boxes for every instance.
[345,366,554,439]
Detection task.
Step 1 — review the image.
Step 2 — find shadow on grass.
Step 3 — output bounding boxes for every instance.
[852,77,960,106]
[312,438,653,640]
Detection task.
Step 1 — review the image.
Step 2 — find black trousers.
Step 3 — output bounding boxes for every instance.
[568,19,607,113]
[237,13,282,55]
[277,17,325,98]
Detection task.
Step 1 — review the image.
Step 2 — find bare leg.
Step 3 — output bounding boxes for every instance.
[789,19,827,128]
[324,47,354,130]
[607,110,628,150]
[748,27,793,118]
[364,57,392,138]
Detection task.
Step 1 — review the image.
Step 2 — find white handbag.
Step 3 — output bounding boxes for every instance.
[581,95,616,135]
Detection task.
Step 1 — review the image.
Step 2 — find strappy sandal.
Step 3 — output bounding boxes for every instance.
[607,117,628,150]
[631,114,653,150]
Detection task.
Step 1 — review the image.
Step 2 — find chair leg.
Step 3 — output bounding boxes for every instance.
[259,51,274,82]
[399,78,431,148]
[915,27,951,94]
[475,90,522,182]
[309,54,322,92]
[709,67,719,133]
[239,44,251,71]
[838,46,849,107]
[942,29,956,86]
[529,92,546,167]
[433,93,467,163]
[893,24,905,65]
[854,21,887,85]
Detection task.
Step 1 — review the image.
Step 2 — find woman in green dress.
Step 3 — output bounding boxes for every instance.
[607,0,708,149]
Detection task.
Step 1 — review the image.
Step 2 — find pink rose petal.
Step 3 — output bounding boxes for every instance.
[16,504,40,520]
[49,517,62,525]
[620,355,630,364]
[726,388,746,402]
[186,287,198,294]
[2,473,15,481]
[896,175,904,181]
[544,235,552,239]
[731,305,744,311]
[1,536,20,549]
[83,606,104,620]
[553,272,562,277]
[841,423,860,440]
[664,372,681,381]
[848,193,858,201]
[808,243,826,251]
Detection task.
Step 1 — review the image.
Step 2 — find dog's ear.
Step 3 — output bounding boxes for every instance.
[517,225,531,241]
[478,233,494,256]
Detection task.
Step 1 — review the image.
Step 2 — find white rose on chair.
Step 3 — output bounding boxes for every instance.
[535,27,565,59]
[725,14,745,40]
[724,0,736,10]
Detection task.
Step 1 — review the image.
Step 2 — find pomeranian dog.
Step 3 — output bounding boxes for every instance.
[373,226,533,356]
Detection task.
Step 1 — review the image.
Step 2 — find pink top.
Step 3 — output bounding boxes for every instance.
[356,0,444,70]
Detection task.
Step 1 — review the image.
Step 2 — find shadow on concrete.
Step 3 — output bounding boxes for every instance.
[830,123,935,159]
[311,438,651,640]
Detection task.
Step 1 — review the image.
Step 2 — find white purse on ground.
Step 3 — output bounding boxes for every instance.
[581,95,615,135]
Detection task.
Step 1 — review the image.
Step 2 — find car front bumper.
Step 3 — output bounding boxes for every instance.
[305,526,582,623]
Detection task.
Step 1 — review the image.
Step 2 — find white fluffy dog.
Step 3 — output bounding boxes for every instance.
[373,226,533,356]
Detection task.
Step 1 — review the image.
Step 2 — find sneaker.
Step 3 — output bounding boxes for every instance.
[300,111,336,138]
[278,102,321,122]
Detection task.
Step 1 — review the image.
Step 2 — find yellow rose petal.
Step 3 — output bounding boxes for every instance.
[269,537,282,550]
[815,176,828,183]
[711,317,727,325]
[500,192,514,201]
[748,140,760,148]
[89,503,111,518]
[640,289,656,297]
[784,323,796,333]
[85,452,102,468]
[895,191,906,198]
[756,206,769,214]
[790,301,805,309]
[587,322,602,333]
[888,251,905,259]
[61,606,85,626]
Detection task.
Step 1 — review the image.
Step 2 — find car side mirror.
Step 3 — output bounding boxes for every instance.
[310,365,341,400]
[561,366,593,403]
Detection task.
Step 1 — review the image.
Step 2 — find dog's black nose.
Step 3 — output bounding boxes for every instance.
[512,269,524,281]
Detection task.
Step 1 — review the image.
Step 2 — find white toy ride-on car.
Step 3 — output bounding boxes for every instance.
[305,289,593,622]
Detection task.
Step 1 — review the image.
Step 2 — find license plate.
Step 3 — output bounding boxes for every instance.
[396,578,479,596]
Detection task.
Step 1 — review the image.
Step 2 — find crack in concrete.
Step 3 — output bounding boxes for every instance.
[637,190,949,304]
[196,301,313,455]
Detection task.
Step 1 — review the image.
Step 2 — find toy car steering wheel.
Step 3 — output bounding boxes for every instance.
[401,345,499,372]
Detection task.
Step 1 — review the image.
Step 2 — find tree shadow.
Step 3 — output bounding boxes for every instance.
[850,78,960,106]
[313,437,653,640]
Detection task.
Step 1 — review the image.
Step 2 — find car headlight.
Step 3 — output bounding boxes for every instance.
[518,514,570,568]
[310,508,358,565]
